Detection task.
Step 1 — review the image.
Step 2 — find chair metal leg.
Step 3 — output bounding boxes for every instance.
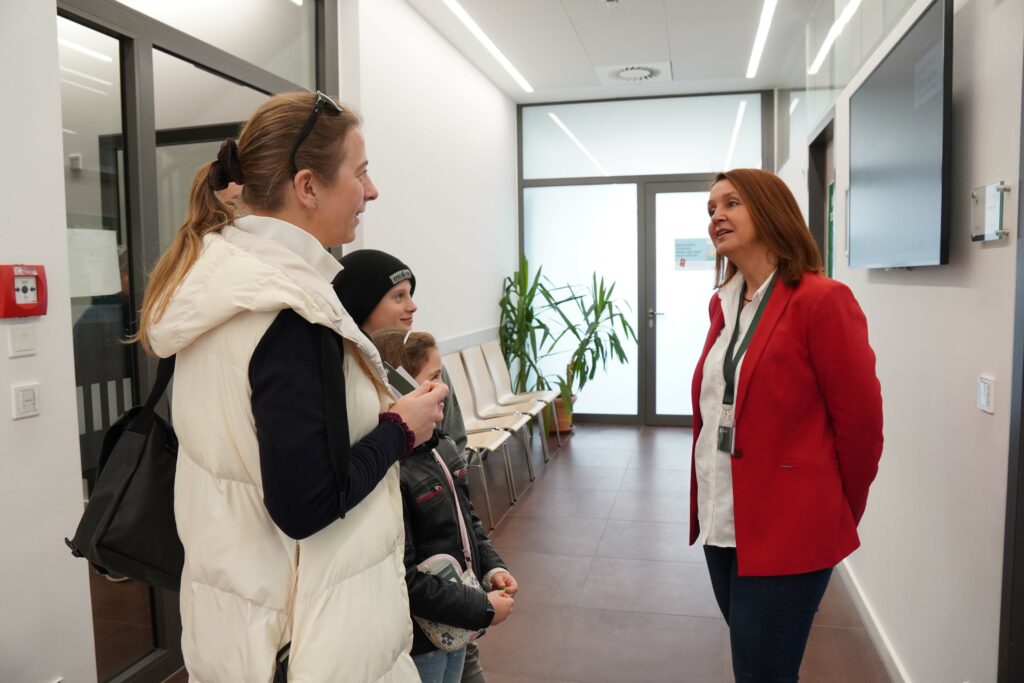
[550,402,563,447]
[467,448,495,530]
[501,443,518,503]
[537,411,551,463]
[518,426,536,481]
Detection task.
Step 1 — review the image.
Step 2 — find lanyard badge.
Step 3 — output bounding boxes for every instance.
[717,275,777,456]
[717,405,735,455]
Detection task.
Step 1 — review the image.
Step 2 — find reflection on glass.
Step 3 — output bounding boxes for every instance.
[777,0,917,169]
[522,94,762,179]
[57,16,155,681]
[115,0,316,87]
[153,50,270,250]
[654,192,715,416]
[524,185,638,415]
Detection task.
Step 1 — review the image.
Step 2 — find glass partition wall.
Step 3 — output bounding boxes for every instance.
[56,1,336,681]
[520,93,769,425]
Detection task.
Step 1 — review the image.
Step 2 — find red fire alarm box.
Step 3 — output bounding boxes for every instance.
[0,265,48,318]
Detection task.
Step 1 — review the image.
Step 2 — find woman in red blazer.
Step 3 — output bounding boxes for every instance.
[691,168,882,682]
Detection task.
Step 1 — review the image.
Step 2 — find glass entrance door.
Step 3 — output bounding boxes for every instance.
[643,182,716,426]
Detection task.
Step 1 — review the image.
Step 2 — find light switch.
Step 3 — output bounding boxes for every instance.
[12,383,40,419]
[8,323,36,357]
[977,375,994,414]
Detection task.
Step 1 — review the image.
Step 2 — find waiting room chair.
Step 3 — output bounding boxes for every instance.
[481,339,562,447]
[443,353,533,501]
[460,345,552,463]
[461,429,512,530]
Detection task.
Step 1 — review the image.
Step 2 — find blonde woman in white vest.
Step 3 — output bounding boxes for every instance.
[136,92,446,682]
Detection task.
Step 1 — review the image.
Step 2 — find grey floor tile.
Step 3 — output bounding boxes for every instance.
[610,490,690,523]
[492,549,593,608]
[511,486,618,520]
[578,557,722,618]
[491,515,606,557]
[597,519,705,564]
[551,607,728,683]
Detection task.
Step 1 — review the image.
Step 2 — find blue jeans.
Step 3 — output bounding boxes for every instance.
[413,647,467,683]
[703,545,832,683]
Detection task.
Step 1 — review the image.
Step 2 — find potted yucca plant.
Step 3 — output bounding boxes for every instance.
[537,274,637,432]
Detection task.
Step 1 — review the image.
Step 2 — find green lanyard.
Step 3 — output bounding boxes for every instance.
[722,274,777,406]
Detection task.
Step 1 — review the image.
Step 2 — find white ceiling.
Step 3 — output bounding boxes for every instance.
[403,0,817,103]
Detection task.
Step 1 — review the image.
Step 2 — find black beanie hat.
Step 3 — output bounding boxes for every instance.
[333,249,416,328]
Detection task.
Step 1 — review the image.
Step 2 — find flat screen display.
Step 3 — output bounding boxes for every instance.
[848,0,951,268]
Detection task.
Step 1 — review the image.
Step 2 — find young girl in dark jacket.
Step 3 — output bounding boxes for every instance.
[372,329,517,683]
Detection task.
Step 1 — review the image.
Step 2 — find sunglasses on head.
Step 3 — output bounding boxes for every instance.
[289,90,343,176]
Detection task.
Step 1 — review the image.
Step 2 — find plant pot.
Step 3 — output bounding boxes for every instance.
[551,395,577,434]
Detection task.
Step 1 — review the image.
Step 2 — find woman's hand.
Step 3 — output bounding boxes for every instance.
[490,571,519,597]
[390,380,448,445]
[486,590,515,626]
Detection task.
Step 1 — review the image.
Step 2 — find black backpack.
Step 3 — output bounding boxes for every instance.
[66,356,183,591]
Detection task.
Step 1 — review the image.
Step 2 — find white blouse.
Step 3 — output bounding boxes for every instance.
[694,271,776,547]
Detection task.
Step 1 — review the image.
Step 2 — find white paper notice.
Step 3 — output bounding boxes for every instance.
[67,228,121,297]
[674,238,716,270]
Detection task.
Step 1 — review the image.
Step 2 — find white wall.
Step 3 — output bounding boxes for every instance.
[0,1,98,682]
[781,0,1023,679]
[340,0,519,346]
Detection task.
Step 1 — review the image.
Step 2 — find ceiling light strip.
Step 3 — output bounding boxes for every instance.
[60,66,113,87]
[723,100,747,170]
[807,0,864,75]
[746,0,779,79]
[58,37,113,63]
[442,0,534,93]
[60,78,107,96]
[548,113,609,176]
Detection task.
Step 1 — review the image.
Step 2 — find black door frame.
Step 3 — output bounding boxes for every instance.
[54,1,338,681]
[997,50,1024,683]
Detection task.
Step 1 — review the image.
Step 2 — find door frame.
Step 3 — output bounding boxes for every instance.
[997,49,1024,683]
[55,1,338,681]
[641,179,717,426]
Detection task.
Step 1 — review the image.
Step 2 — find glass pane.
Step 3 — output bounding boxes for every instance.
[522,94,761,179]
[115,0,315,88]
[524,185,638,415]
[153,50,271,250]
[654,192,715,416]
[57,17,156,681]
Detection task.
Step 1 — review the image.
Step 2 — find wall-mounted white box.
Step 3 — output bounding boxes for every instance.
[7,322,36,357]
[977,375,995,414]
[12,383,40,419]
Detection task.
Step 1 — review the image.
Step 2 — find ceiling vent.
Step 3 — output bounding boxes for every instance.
[595,61,672,85]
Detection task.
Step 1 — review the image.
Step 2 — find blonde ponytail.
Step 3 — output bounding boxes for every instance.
[134,163,234,353]
[133,92,362,355]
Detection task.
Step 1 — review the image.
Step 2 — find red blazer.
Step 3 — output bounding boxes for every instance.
[689,273,883,576]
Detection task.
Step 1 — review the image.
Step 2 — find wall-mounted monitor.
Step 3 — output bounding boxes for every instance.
[848,0,952,269]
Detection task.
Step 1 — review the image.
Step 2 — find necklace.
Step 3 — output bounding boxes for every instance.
[742,295,753,303]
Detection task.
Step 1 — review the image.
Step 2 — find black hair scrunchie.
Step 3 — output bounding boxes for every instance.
[208,138,244,191]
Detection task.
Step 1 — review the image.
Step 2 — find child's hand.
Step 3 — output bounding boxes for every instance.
[487,590,514,626]
[490,571,519,597]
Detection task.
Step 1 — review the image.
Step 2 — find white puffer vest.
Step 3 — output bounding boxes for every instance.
[148,216,417,683]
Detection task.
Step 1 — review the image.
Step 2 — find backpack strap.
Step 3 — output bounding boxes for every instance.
[139,356,176,415]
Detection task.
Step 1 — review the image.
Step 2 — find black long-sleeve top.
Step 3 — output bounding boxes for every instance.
[249,308,406,540]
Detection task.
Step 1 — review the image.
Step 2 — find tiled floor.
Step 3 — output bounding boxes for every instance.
[472,424,892,683]
[161,424,889,683]
[88,569,156,681]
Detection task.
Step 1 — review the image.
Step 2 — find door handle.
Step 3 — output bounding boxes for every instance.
[648,309,664,328]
